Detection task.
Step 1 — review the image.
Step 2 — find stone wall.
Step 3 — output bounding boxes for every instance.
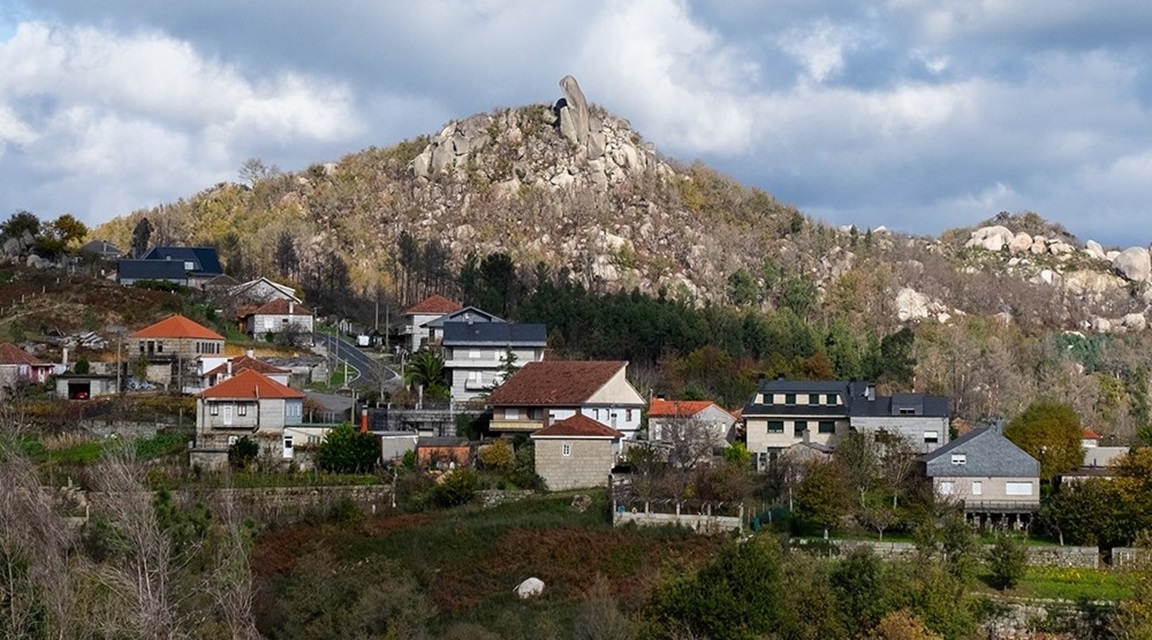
[823,539,1100,568]
[1111,547,1150,568]
[84,485,393,524]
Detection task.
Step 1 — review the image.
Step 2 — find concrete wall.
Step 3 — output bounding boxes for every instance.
[535,438,615,491]
[614,509,742,534]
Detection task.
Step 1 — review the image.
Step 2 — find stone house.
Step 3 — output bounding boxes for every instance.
[191,369,305,469]
[487,360,647,439]
[130,314,225,387]
[531,414,623,491]
[242,299,314,344]
[921,424,1040,522]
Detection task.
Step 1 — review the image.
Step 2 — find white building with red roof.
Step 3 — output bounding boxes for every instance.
[531,414,623,491]
[193,369,305,466]
[401,294,463,352]
[486,360,646,439]
[200,353,291,388]
[648,398,736,446]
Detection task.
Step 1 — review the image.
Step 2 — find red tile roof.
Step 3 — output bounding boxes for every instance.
[248,299,312,316]
[204,355,289,378]
[130,314,224,340]
[533,414,623,439]
[404,295,463,315]
[198,369,303,400]
[649,398,732,419]
[1082,428,1101,440]
[0,343,49,367]
[487,360,627,406]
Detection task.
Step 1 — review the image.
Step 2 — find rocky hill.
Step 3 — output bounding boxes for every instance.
[92,76,1151,336]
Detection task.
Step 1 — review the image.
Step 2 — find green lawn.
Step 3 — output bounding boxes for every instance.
[982,566,1135,602]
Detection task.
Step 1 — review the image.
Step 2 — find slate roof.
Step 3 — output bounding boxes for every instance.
[922,426,1039,478]
[204,355,289,378]
[441,322,546,346]
[248,299,313,316]
[742,379,950,418]
[423,306,504,328]
[141,246,223,275]
[130,314,224,340]
[487,360,628,406]
[117,259,188,282]
[532,414,623,439]
[0,343,49,366]
[79,239,122,258]
[198,369,303,400]
[404,295,462,315]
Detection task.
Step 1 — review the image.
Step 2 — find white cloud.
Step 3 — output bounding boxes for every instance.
[778,20,861,83]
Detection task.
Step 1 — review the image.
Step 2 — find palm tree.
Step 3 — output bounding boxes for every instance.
[404,351,449,399]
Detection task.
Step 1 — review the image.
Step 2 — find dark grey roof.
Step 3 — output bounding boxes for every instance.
[852,393,950,417]
[117,259,188,282]
[442,322,547,346]
[922,426,1039,478]
[79,239,122,258]
[142,246,223,275]
[423,307,504,328]
[743,379,950,419]
[418,436,469,447]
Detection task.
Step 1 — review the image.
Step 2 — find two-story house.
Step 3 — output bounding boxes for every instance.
[117,246,223,289]
[242,299,314,344]
[200,353,292,389]
[531,414,623,491]
[441,321,546,401]
[192,369,305,468]
[742,379,950,470]
[424,306,504,345]
[401,295,463,352]
[130,314,225,387]
[921,424,1041,522]
[487,360,647,439]
[0,342,54,395]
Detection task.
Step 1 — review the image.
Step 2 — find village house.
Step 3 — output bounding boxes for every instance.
[0,342,54,396]
[648,398,736,446]
[486,360,647,439]
[229,277,302,304]
[242,299,314,344]
[921,424,1040,526]
[117,246,223,289]
[441,321,547,402]
[742,379,950,470]
[130,314,225,387]
[190,369,305,469]
[531,414,623,491]
[424,306,504,344]
[401,294,463,352]
[199,352,292,389]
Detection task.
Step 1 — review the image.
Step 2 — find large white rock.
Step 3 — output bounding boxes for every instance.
[1122,313,1147,332]
[1085,240,1107,261]
[895,287,933,322]
[514,577,545,599]
[964,226,1014,252]
[1112,247,1152,283]
[1008,232,1033,254]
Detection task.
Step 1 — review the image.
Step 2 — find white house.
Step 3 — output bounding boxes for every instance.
[648,398,735,446]
[441,321,547,401]
[487,360,647,439]
[243,299,314,344]
[400,295,463,352]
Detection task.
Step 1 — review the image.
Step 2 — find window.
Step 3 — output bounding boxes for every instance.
[184,261,195,270]
[818,420,836,434]
[1006,482,1033,496]
[156,341,164,353]
[506,408,519,420]
[210,404,219,416]
[561,443,571,457]
[139,342,145,353]
[784,393,796,406]
[972,481,983,496]
[237,404,247,417]
[898,407,916,415]
[626,409,633,421]
[924,431,940,444]
[767,420,785,433]
[939,481,955,495]
[826,393,837,404]
[794,420,808,435]
[950,453,966,465]
[469,349,481,359]
[808,393,820,405]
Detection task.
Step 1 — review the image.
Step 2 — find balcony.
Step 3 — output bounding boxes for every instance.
[490,419,545,433]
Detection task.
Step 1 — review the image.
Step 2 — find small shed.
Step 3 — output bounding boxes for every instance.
[55,374,118,400]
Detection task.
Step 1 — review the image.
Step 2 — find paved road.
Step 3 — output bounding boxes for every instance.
[314,332,401,390]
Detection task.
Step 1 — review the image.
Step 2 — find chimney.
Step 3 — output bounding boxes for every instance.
[866,383,876,402]
[289,301,295,315]
[246,349,254,358]
[360,408,369,433]
[226,360,232,376]
[62,346,69,367]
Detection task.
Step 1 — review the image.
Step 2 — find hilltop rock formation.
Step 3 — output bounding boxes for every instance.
[1112,247,1151,283]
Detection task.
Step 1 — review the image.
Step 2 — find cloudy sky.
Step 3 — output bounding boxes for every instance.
[2,1,1152,246]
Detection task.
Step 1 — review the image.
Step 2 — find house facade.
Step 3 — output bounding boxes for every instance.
[401,295,463,352]
[742,379,950,469]
[648,398,736,446]
[922,425,1041,520]
[243,299,314,343]
[531,414,622,491]
[487,360,646,439]
[118,246,223,288]
[441,321,547,401]
[0,343,54,393]
[191,369,305,468]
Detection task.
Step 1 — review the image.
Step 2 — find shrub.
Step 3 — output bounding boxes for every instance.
[228,436,259,471]
[317,423,379,473]
[431,469,479,508]
[986,534,1028,590]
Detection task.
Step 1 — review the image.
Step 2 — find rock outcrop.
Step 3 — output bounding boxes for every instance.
[1112,247,1151,283]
